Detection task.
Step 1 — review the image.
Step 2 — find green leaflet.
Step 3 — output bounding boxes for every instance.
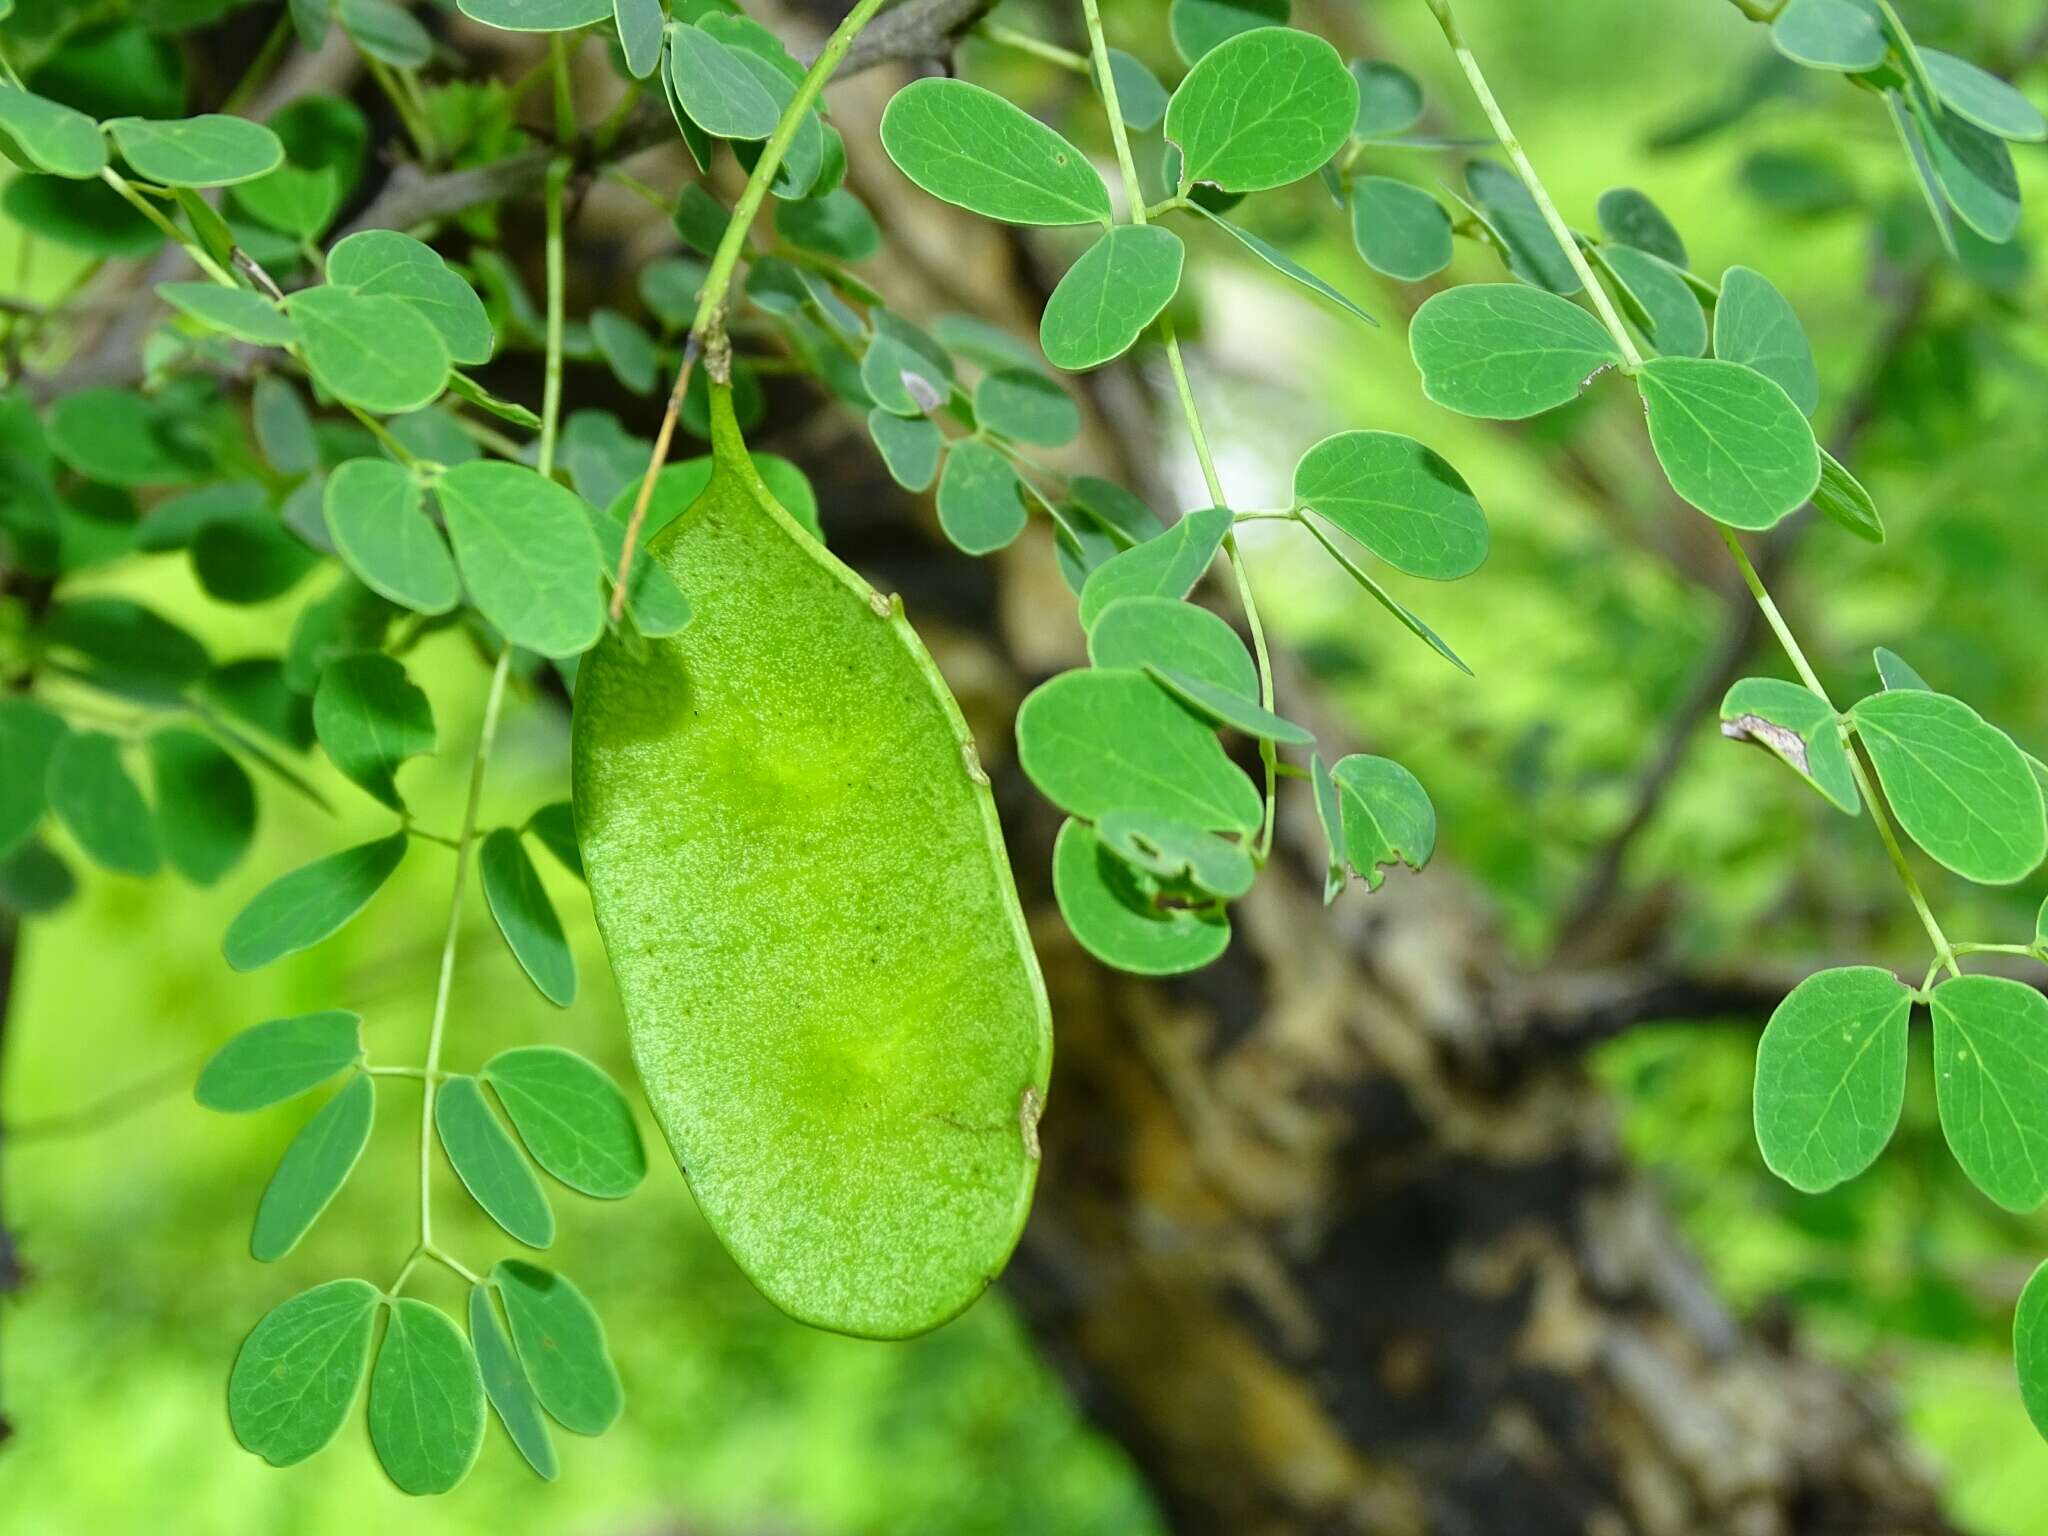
[1018,668,1262,834]
[1329,754,1434,891]
[438,1075,555,1248]
[1409,284,1623,420]
[222,831,408,971]
[1907,85,2020,244]
[1040,224,1185,372]
[1292,429,1486,580]
[105,115,284,187]
[1096,810,1255,900]
[1462,160,1580,295]
[574,390,1050,1335]
[250,1071,375,1261]
[47,388,208,487]
[0,86,106,177]
[1753,965,1911,1193]
[326,229,494,367]
[668,23,779,141]
[228,1278,381,1467]
[197,1010,364,1112]
[935,438,1026,555]
[1636,357,1820,530]
[1089,596,1257,701]
[974,369,1079,447]
[44,596,210,697]
[591,308,658,395]
[146,728,256,883]
[341,0,433,66]
[1719,676,1859,815]
[492,1261,621,1435]
[480,827,577,1007]
[880,77,1111,227]
[588,512,695,637]
[285,287,451,415]
[49,729,159,876]
[613,0,663,80]
[235,162,341,239]
[0,699,66,859]
[526,802,584,881]
[469,1285,557,1479]
[1595,245,1707,359]
[1169,0,1287,64]
[1595,187,1688,268]
[1051,817,1230,976]
[1077,506,1230,630]
[1165,26,1356,194]
[1849,690,2046,884]
[1712,266,1819,417]
[370,1298,485,1496]
[158,283,297,346]
[323,459,461,616]
[1098,48,1169,132]
[456,0,611,29]
[1919,49,2047,144]
[436,461,605,658]
[1145,666,1313,745]
[1874,646,1931,693]
[1310,753,1345,904]
[253,377,318,473]
[1811,447,1883,543]
[1296,513,1471,674]
[1351,59,1423,138]
[312,653,435,811]
[2019,1261,2048,1442]
[861,333,949,416]
[1190,203,1376,326]
[1350,177,1452,282]
[1771,0,1887,72]
[778,188,881,262]
[1929,976,2048,1212]
[481,1047,642,1199]
[2,176,162,258]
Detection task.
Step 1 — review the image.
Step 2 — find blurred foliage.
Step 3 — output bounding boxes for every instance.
[6,0,2048,1530]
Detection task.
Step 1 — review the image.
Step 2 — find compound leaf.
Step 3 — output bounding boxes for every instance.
[1350,176,1452,281]
[935,438,1027,555]
[0,86,106,178]
[1771,0,1887,72]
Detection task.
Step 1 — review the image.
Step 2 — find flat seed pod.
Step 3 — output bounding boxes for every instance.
[573,387,1052,1339]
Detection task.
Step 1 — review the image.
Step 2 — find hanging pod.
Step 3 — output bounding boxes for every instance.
[572,385,1053,1338]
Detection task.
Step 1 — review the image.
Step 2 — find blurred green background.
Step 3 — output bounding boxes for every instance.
[6,0,2048,1531]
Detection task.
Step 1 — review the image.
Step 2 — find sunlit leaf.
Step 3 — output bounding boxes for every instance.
[1754,965,1911,1192]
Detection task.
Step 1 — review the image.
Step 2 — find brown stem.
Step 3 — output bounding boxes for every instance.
[610,335,698,621]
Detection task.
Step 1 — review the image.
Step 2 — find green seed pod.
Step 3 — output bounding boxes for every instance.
[573,386,1053,1338]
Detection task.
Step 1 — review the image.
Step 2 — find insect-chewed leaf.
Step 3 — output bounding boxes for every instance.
[612,0,663,80]
[1597,246,1706,359]
[491,1262,621,1435]
[1771,0,1887,72]
[572,389,1051,1337]
[974,368,1079,447]
[456,0,610,29]
[1329,754,1433,891]
[1595,187,1687,268]
[1018,668,1263,833]
[1905,86,2019,243]
[1409,284,1623,420]
[1929,976,2048,1211]
[1040,224,1184,373]
[1849,690,2046,884]
[228,1278,381,1467]
[1719,676,1859,814]
[251,1071,375,1260]
[0,699,65,860]
[438,1075,555,1248]
[437,461,605,658]
[324,458,461,615]
[223,831,408,971]
[1052,818,1231,975]
[106,115,283,187]
[159,282,298,346]
[313,653,435,811]
[1145,666,1313,745]
[1169,0,1287,63]
[1292,429,1486,580]
[286,287,450,414]
[880,77,1110,227]
[1097,809,1255,901]
[480,827,577,1007]
[1165,25,1354,193]
[1089,596,1256,701]
[1811,447,1882,543]
[468,1285,558,1479]
[1077,505,1231,629]
[1636,357,1820,529]
[0,86,106,177]
[1920,48,2047,143]
[1351,58,1423,138]
[2020,1261,2048,1442]
[146,728,256,883]
[868,408,944,492]
[481,1045,643,1198]
[1191,203,1376,326]
[1310,753,1345,904]
[1754,965,1911,1192]
[370,1298,486,1496]
[1462,161,1580,295]
[327,229,494,366]
[667,22,779,140]
[1350,177,1452,281]
[1712,266,1818,416]
[198,1010,364,1112]
[935,439,1026,556]
[48,730,158,876]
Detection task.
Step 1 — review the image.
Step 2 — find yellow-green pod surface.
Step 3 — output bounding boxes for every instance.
[572,386,1052,1339]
